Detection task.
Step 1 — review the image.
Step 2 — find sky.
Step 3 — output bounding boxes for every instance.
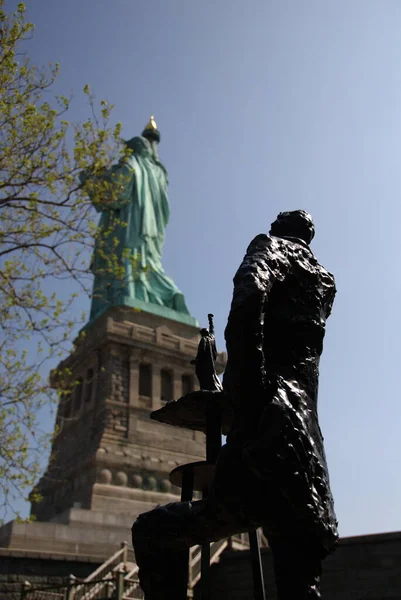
[6,0,401,537]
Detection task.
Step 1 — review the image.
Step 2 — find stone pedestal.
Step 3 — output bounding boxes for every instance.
[0,306,225,557]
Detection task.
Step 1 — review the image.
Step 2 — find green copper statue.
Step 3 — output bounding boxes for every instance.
[81,117,195,326]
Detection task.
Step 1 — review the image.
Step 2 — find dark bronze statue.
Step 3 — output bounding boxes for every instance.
[132,210,338,599]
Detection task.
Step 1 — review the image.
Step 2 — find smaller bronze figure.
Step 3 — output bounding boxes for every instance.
[132,210,337,600]
[191,314,223,392]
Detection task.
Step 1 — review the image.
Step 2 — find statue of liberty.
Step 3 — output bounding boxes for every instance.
[81,117,194,325]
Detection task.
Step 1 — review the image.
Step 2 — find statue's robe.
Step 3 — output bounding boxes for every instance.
[84,135,189,320]
[213,233,338,556]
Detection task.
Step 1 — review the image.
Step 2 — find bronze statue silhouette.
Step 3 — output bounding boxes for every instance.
[132,210,338,599]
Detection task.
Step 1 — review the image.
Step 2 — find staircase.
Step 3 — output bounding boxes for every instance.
[23,535,252,600]
[188,534,250,592]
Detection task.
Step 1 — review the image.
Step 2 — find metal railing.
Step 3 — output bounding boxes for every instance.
[123,564,142,599]
[24,592,64,600]
[73,541,132,600]
[21,580,66,600]
[20,532,253,600]
[188,538,229,589]
[20,581,65,600]
[21,573,143,600]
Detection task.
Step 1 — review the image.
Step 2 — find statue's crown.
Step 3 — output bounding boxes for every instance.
[142,115,160,144]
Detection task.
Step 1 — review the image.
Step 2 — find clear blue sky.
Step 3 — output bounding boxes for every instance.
[9,0,401,537]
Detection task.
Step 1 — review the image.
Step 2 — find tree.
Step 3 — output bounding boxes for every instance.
[0,1,125,519]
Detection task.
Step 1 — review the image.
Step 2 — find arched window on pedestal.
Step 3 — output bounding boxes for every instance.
[161,369,173,402]
[73,378,83,413]
[139,364,152,398]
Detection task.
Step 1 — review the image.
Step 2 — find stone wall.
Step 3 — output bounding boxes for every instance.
[0,549,102,600]
[200,531,401,600]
